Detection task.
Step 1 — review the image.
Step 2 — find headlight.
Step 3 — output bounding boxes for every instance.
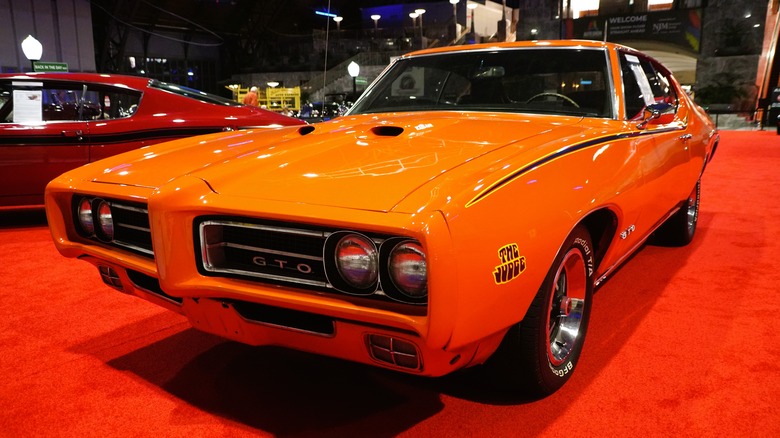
[335,234,378,289]
[96,200,114,241]
[77,198,94,235]
[389,241,427,298]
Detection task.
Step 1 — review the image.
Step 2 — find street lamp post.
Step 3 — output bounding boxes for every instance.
[409,12,419,50]
[449,0,460,41]
[348,61,360,97]
[21,35,42,71]
[370,14,381,32]
[415,9,426,48]
[333,16,343,33]
[467,3,478,42]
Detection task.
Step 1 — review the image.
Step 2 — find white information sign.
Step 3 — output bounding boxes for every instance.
[13,89,43,123]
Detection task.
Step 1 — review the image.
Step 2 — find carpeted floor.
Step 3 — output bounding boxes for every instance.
[1,130,778,437]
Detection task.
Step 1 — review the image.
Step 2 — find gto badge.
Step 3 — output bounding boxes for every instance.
[493,243,527,285]
[620,224,636,240]
[252,256,313,274]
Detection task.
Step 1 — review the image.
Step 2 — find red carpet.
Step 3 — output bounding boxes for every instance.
[1,130,779,437]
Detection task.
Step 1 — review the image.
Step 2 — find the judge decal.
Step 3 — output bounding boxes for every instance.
[493,243,526,284]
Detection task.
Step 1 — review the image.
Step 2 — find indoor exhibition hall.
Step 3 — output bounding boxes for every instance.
[1,0,779,436]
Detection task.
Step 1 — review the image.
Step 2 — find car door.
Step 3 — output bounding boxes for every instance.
[618,51,692,229]
[0,79,89,207]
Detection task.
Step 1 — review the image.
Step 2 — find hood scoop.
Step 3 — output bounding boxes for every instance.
[298,125,316,136]
[370,126,405,137]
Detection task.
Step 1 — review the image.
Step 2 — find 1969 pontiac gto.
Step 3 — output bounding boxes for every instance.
[46,40,718,397]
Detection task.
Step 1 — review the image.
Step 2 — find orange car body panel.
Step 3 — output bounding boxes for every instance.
[45,40,718,376]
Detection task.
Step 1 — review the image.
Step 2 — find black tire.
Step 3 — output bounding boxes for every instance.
[489,225,595,398]
[652,180,700,247]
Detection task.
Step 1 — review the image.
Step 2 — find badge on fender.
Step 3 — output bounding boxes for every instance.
[493,243,527,284]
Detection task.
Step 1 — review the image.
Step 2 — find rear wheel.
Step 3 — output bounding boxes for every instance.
[652,180,700,246]
[490,225,594,398]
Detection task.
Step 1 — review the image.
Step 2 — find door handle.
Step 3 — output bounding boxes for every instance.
[678,133,693,141]
[61,130,84,141]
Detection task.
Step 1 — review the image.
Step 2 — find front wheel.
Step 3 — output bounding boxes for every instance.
[489,225,594,398]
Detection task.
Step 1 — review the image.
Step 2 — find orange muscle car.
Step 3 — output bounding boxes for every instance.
[46,40,718,397]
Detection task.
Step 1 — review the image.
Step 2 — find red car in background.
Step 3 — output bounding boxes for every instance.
[0,73,304,208]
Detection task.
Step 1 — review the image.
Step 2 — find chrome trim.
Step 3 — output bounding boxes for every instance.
[117,223,150,233]
[202,219,329,238]
[110,203,148,214]
[113,240,154,256]
[204,265,331,288]
[224,242,323,262]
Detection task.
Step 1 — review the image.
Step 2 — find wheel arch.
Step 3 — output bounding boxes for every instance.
[579,207,619,273]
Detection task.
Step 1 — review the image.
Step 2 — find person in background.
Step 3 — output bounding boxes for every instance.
[243,86,259,106]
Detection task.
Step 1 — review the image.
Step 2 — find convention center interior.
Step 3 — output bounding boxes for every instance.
[1,0,779,436]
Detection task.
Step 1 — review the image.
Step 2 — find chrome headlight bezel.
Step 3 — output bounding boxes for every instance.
[76,197,95,236]
[332,232,379,293]
[95,200,114,242]
[385,240,428,301]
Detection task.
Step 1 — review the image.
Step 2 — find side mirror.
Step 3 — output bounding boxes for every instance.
[637,102,675,129]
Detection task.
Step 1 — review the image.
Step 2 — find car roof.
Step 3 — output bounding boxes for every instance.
[0,72,150,91]
[400,39,631,58]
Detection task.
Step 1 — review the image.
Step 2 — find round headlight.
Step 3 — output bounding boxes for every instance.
[389,241,427,298]
[96,200,114,241]
[335,234,378,289]
[77,198,94,235]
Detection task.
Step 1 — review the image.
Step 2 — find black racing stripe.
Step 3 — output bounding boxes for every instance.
[466,132,642,208]
[0,127,224,146]
[88,127,224,145]
[0,134,88,146]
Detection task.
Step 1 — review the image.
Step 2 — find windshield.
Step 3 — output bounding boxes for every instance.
[349,47,612,118]
[149,80,242,106]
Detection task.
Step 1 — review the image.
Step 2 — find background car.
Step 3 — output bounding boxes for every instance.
[45,41,718,398]
[0,72,305,208]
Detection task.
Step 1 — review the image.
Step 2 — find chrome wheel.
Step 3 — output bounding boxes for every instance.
[545,248,587,366]
[686,182,700,236]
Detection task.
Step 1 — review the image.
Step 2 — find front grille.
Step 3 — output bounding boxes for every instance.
[200,219,329,287]
[72,196,153,259]
[109,202,153,258]
[195,216,427,307]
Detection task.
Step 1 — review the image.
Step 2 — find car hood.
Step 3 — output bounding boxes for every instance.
[92,112,583,212]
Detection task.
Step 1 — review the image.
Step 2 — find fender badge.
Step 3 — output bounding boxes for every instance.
[493,243,527,284]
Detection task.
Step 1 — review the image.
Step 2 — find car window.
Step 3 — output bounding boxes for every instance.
[149,80,242,106]
[349,48,613,118]
[619,52,678,120]
[0,80,141,123]
[88,84,142,120]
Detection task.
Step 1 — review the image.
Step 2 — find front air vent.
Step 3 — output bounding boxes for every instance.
[371,126,404,137]
[299,125,316,135]
[366,334,421,370]
[127,269,182,305]
[230,300,335,336]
